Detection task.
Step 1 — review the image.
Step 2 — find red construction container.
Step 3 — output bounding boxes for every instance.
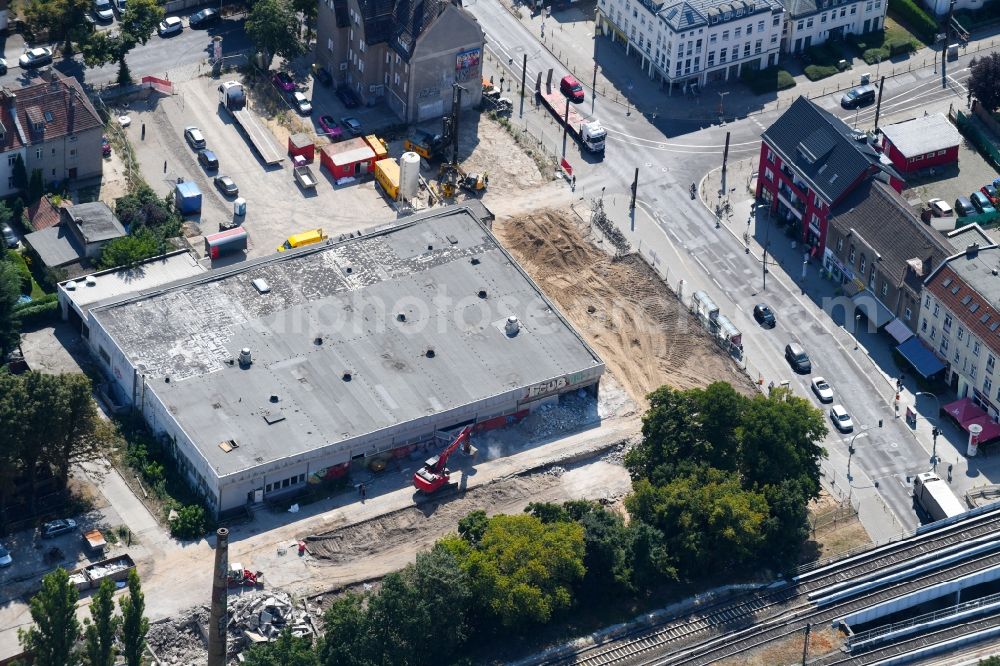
[320,137,376,180]
[288,133,315,163]
[204,227,248,260]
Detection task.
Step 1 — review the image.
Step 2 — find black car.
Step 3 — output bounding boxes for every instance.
[214,175,239,196]
[785,342,812,374]
[753,303,775,328]
[189,7,219,28]
[337,86,360,109]
[41,519,78,538]
[198,149,219,170]
[312,64,332,87]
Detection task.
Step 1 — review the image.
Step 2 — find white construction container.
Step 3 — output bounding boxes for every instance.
[399,151,421,201]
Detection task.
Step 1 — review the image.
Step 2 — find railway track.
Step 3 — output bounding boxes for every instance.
[542,507,1000,666]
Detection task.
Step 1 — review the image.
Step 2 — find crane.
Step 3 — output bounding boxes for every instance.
[412,425,474,493]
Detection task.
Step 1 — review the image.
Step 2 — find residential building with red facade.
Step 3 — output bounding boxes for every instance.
[755,96,901,259]
[879,114,960,175]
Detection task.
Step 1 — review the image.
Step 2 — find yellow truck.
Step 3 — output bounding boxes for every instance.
[374,158,400,201]
[276,228,326,252]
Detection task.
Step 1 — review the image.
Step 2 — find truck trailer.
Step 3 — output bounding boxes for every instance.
[536,88,606,155]
[218,81,284,166]
[913,472,965,522]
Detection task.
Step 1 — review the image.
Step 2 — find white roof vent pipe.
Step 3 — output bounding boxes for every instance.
[505,315,521,337]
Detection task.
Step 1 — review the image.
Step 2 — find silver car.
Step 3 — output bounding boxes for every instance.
[829,404,854,433]
[2,225,17,249]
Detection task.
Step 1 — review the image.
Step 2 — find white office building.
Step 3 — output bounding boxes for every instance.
[597,0,785,93]
[783,0,887,53]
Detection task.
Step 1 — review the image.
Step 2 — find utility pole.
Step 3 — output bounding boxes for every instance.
[591,61,598,113]
[873,75,886,130]
[942,0,956,89]
[717,90,729,119]
[721,131,731,198]
[762,244,769,291]
[801,623,811,665]
[630,167,638,228]
[562,98,570,159]
[520,53,527,104]
[207,528,230,666]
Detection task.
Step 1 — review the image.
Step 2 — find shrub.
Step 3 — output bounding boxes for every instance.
[15,297,59,328]
[6,252,33,295]
[804,64,839,80]
[863,47,891,64]
[888,0,939,43]
[888,38,914,56]
[168,504,208,540]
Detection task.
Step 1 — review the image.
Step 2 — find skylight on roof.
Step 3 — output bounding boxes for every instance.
[981,313,991,324]
[43,111,53,123]
[942,277,953,288]
[991,321,1000,332]
[961,295,973,305]
[952,285,961,294]
[971,303,981,313]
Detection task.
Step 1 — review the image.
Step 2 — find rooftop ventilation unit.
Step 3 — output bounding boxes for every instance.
[84,275,97,287]
[505,315,521,337]
[238,348,252,368]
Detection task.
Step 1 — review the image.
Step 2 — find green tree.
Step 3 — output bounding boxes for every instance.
[243,629,318,666]
[246,0,306,69]
[626,469,769,580]
[970,53,1000,112]
[12,155,27,191]
[292,0,318,41]
[317,594,368,666]
[626,385,710,485]
[114,184,181,231]
[442,513,585,629]
[979,657,1000,666]
[0,259,21,357]
[84,578,118,666]
[626,520,674,589]
[98,228,163,269]
[23,0,91,54]
[18,568,82,666]
[119,569,149,666]
[168,503,208,539]
[81,0,163,84]
[39,373,106,488]
[27,169,44,204]
[457,509,489,546]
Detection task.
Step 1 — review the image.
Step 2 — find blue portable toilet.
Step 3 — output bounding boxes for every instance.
[174,179,202,215]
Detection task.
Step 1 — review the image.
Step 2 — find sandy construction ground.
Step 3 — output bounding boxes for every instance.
[493,209,758,407]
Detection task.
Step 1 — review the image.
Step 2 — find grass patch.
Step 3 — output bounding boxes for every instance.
[954,0,1000,32]
[740,66,796,93]
[888,0,938,43]
[802,41,851,80]
[851,20,921,64]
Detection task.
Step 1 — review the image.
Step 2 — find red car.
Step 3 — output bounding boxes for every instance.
[560,74,584,102]
[981,183,1000,206]
[318,115,343,139]
[271,71,295,92]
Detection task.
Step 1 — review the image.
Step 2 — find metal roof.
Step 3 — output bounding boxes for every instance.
[881,114,961,158]
[89,206,604,479]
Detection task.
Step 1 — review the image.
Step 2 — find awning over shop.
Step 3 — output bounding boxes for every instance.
[896,337,946,378]
[884,319,914,344]
[852,290,895,329]
[943,398,1000,442]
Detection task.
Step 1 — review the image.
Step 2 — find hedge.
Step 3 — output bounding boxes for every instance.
[5,252,32,295]
[804,64,839,80]
[15,295,59,328]
[888,0,939,43]
[740,66,797,94]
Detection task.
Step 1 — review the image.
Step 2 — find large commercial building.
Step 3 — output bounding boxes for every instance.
[78,206,604,516]
[782,0,886,54]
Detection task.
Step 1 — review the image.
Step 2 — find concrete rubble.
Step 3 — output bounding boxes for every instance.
[229,591,314,643]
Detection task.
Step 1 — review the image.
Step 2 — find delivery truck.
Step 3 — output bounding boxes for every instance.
[536,87,606,155]
[913,472,965,522]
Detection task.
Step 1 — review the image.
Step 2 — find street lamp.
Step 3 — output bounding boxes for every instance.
[847,431,869,482]
[915,391,942,466]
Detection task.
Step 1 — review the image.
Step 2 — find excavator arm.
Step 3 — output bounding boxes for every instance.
[413,425,473,493]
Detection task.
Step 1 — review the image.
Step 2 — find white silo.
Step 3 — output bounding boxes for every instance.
[399,151,421,201]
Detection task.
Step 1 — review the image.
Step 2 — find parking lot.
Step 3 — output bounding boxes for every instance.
[901,137,1000,230]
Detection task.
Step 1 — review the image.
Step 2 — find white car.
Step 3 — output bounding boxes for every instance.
[830,404,854,433]
[19,47,53,69]
[93,0,114,21]
[928,198,954,217]
[158,16,183,36]
[811,376,834,403]
[0,545,11,568]
[292,91,312,115]
[2,225,18,249]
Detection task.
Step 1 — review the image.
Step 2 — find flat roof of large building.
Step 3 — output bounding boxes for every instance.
[60,250,205,313]
[90,206,603,478]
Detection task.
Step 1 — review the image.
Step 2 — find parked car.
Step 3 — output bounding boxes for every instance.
[158,16,183,36]
[753,303,775,328]
[41,518,78,538]
[336,86,360,109]
[272,71,295,92]
[318,115,342,139]
[785,342,812,374]
[341,116,363,135]
[19,47,53,69]
[559,74,585,102]
[811,377,834,403]
[292,91,312,115]
[971,191,997,216]
[981,183,999,206]
[0,545,11,568]
[198,149,219,170]
[93,0,114,21]
[0,58,6,75]
[840,85,876,109]
[829,404,854,433]
[189,7,218,28]
[2,225,18,249]
[312,64,332,87]
[928,198,954,217]
[184,126,206,150]
[955,196,976,217]
[214,175,239,196]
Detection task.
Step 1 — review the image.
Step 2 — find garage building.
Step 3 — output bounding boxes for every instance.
[83,204,604,517]
[880,114,961,174]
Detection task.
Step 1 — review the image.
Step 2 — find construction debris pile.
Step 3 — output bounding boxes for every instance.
[230,591,315,645]
[146,606,210,665]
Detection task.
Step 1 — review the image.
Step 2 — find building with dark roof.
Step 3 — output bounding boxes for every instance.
[24,201,126,274]
[0,71,104,198]
[596,0,785,93]
[782,0,886,54]
[823,179,952,330]
[755,96,902,258]
[880,114,961,174]
[920,241,1000,417]
[316,0,484,122]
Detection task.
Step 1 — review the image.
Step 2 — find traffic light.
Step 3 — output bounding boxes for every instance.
[932,427,940,439]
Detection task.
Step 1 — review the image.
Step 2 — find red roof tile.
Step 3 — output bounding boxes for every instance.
[927,264,1000,358]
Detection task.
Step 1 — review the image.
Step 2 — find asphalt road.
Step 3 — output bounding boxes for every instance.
[1,13,251,90]
[468,0,979,533]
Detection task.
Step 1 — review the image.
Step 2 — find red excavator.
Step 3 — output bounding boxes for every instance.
[413,426,474,493]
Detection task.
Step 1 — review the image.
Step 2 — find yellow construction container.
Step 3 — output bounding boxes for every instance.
[364,135,389,161]
[374,158,400,201]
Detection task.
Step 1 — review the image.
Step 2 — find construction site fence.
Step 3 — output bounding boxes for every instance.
[952,107,1000,173]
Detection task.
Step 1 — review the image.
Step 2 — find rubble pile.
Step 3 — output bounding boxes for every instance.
[146,606,209,665]
[229,591,314,644]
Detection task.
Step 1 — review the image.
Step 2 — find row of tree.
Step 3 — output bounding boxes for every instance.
[18,568,149,666]
[0,372,112,532]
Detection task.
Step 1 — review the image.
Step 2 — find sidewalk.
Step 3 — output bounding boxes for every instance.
[504,0,1000,123]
